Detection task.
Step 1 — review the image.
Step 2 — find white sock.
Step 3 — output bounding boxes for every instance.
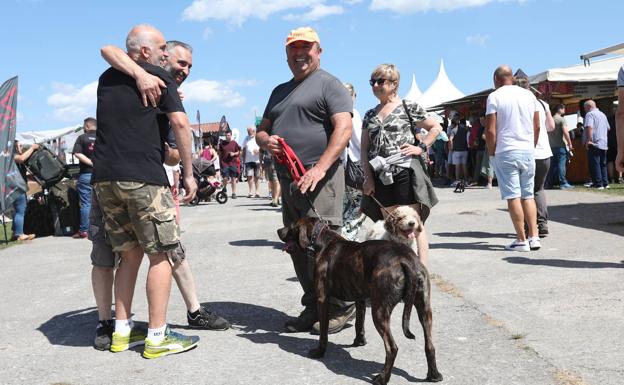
[147,324,167,344]
[115,319,133,335]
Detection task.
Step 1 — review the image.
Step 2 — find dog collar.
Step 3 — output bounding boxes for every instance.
[307,220,329,253]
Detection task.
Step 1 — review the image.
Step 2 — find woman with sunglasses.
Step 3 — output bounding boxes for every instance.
[361,64,443,266]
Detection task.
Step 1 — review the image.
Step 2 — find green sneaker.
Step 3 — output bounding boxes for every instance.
[142,327,199,359]
[110,324,148,352]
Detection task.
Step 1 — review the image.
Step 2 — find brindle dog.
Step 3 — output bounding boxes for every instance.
[278,217,442,384]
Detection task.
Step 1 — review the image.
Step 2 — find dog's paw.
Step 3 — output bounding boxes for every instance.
[372,374,387,385]
[307,347,325,359]
[426,370,443,382]
[352,336,367,346]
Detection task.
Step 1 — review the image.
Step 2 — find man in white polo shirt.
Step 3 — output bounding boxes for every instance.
[486,65,541,252]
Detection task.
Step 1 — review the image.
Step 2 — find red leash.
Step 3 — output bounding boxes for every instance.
[273,138,323,220]
[274,137,306,182]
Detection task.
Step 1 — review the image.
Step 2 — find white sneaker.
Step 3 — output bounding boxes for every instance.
[505,239,530,252]
[528,236,541,250]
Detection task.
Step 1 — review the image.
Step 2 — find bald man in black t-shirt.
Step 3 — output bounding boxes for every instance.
[92,24,198,359]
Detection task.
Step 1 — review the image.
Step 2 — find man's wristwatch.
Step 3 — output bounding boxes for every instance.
[418,142,427,151]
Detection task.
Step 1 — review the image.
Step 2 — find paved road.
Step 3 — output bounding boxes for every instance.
[1,184,622,385]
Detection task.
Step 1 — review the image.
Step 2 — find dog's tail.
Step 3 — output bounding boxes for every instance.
[401,260,417,340]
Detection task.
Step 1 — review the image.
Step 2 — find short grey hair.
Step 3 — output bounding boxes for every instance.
[166,40,193,54]
[126,24,159,54]
[343,82,355,97]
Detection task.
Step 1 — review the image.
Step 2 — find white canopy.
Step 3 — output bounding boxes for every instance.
[16,125,83,163]
[580,43,624,63]
[403,74,422,101]
[417,59,465,109]
[16,125,81,145]
[529,56,624,83]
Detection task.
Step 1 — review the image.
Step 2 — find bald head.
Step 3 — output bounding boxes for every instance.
[584,99,597,111]
[126,24,168,66]
[493,65,514,88]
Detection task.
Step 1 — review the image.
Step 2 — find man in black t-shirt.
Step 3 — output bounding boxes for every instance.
[72,117,97,238]
[91,24,198,359]
[256,27,354,334]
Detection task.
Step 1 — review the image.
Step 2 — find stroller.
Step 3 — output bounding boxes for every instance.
[181,158,228,205]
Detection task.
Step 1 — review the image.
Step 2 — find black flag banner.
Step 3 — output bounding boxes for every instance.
[0,76,26,214]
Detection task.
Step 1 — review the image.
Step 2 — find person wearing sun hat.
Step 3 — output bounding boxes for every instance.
[256,26,356,334]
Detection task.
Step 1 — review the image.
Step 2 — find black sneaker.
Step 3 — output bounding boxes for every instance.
[538,226,549,237]
[94,320,114,351]
[187,307,230,330]
[284,307,317,333]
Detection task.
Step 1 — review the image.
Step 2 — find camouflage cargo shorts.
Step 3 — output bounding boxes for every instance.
[93,181,180,255]
[88,192,186,266]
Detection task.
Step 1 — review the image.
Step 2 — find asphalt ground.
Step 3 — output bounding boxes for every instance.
[0,182,622,385]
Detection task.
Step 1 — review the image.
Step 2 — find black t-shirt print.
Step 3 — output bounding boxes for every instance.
[72,131,97,174]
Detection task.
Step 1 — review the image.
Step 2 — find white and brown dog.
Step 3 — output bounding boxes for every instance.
[365,205,423,256]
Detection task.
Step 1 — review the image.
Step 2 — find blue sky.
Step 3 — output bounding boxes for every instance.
[3,0,621,135]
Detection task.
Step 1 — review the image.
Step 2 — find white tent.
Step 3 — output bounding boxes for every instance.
[529,56,624,83]
[580,43,624,63]
[403,74,423,101]
[16,125,81,144]
[16,125,83,164]
[417,59,465,109]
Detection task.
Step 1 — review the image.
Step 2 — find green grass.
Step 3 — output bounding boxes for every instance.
[0,222,16,248]
[574,182,624,196]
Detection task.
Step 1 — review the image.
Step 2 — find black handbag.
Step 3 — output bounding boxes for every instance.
[345,156,364,190]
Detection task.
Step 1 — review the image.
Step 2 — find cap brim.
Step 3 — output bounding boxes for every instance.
[285,38,318,46]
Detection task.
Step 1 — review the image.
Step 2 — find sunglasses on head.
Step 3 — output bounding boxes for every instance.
[369,78,391,86]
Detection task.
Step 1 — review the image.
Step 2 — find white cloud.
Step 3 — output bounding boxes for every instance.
[466,33,490,46]
[182,0,335,25]
[369,0,525,13]
[16,111,24,124]
[342,0,362,4]
[202,27,214,40]
[180,79,248,108]
[47,81,97,122]
[284,3,344,21]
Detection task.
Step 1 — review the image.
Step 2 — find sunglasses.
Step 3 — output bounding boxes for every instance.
[369,78,391,86]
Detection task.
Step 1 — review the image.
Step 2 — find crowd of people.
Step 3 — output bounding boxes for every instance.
[5,23,624,363]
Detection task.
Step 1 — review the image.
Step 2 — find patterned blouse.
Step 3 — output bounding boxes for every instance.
[362,99,429,160]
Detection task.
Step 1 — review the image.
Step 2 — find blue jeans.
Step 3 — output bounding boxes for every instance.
[11,193,27,236]
[548,147,569,186]
[587,147,608,187]
[77,173,93,232]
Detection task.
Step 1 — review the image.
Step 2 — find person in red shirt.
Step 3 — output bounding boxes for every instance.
[218,129,241,198]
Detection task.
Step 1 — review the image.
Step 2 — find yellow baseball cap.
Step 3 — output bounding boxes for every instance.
[285,27,320,46]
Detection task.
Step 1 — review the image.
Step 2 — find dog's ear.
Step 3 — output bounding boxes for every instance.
[384,212,396,234]
[277,225,290,242]
[298,221,311,249]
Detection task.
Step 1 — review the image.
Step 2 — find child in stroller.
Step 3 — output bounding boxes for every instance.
[181,158,228,205]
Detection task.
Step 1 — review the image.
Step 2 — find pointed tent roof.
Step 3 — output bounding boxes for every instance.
[403,74,422,101]
[417,59,465,109]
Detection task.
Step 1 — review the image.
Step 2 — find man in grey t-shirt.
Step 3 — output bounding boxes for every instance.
[616,66,624,173]
[257,27,354,334]
[583,99,610,188]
